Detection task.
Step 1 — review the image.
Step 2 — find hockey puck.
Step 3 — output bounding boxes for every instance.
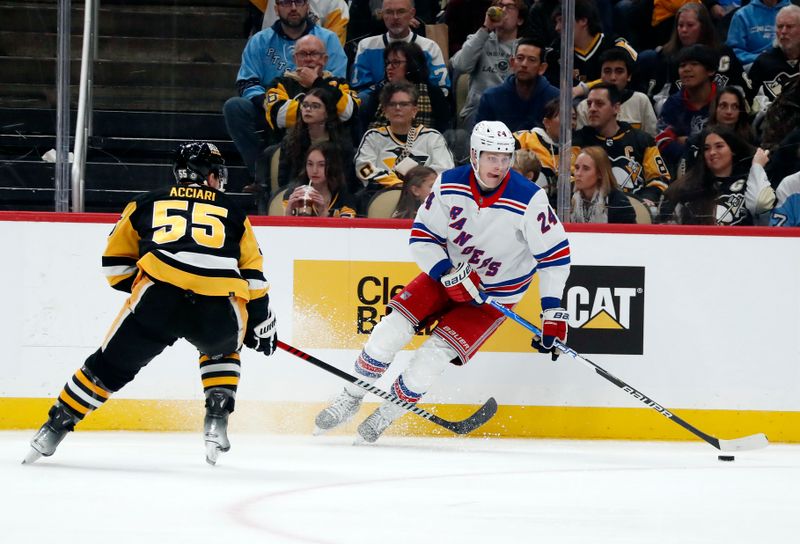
[717,455,735,462]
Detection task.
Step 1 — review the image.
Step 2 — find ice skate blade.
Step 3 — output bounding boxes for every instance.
[205,442,221,466]
[22,447,43,465]
[312,425,329,436]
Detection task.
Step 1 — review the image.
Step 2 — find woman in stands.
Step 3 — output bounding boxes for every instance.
[391,165,437,219]
[680,86,756,174]
[284,142,357,218]
[358,41,451,134]
[355,82,454,206]
[664,126,775,225]
[278,88,356,193]
[640,3,750,100]
[570,146,636,224]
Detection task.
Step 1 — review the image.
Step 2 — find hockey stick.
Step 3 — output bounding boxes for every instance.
[488,301,768,452]
[276,340,498,435]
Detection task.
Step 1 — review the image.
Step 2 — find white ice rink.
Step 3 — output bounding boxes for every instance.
[2,431,799,543]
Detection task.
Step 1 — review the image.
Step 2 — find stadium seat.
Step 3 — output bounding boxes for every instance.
[268,187,288,216]
[626,195,653,224]
[366,188,402,218]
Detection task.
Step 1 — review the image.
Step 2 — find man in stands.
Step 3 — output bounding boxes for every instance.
[264,35,359,135]
[475,38,559,132]
[573,83,671,206]
[544,0,637,99]
[258,0,350,45]
[451,0,527,130]
[351,0,450,100]
[749,5,800,104]
[727,0,789,67]
[223,0,347,182]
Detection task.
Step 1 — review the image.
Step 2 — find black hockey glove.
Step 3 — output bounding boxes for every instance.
[245,306,277,356]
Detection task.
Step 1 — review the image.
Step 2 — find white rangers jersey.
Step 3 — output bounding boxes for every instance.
[410,165,571,310]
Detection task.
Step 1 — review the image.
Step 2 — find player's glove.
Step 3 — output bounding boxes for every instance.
[531,308,569,361]
[440,262,485,304]
[244,307,277,356]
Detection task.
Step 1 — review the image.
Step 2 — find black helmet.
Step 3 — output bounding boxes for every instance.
[173,141,228,191]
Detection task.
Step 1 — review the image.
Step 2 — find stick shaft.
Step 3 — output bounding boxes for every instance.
[489,301,767,451]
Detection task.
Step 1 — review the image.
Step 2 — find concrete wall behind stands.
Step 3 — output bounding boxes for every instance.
[2,214,799,442]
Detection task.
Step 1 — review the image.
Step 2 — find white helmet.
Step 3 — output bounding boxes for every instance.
[470,121,515,187]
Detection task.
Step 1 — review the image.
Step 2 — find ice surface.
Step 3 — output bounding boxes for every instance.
[2,431,798,543]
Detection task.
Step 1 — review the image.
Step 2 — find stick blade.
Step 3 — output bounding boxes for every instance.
[717,433,769,452]
[436,397,498,435]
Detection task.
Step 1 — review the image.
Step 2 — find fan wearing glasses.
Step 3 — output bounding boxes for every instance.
[451,0,527,130]
[358,41,451,134]
[352,0,450,101]
[223,0,347,180]
[265,34,359,143]
[258,0,350,45]
[355,81,453,205]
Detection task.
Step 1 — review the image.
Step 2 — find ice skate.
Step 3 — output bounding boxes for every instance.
[22,403,79,464]
[314,388,363,435]
[356,403,400,444]
[204,388,233,466]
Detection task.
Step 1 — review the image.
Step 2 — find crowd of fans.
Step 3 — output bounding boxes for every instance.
[226,0,800,226]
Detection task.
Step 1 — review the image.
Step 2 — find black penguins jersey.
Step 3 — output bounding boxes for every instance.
[102,184,269,301]
[748,46,800,102]
[546,33,637,87]
[675,175,753,226]
[572,122,671,202]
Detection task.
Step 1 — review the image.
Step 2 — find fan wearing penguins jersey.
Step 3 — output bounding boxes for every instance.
[572,83,672,207]
[23,142,278,467]
[314,121,571,444]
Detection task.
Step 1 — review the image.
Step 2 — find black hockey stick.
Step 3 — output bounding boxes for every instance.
[277,340,498,435]
[489,301,768,452]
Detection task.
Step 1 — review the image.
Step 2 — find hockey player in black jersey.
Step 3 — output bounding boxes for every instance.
[23,142,278,466]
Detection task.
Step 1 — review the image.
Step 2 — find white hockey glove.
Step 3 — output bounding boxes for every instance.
[245,308,277,356]
[440,262,485,304]
[531,308,569,361]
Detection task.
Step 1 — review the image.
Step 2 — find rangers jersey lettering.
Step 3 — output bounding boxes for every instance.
[410,165,570,309]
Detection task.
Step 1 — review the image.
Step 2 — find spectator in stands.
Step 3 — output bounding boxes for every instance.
[351,0,450,100]
[761,78,800,185]
[514,97,571,203]
[259,0,350,44]
[639,3,751,102]
[770,171,800,225]
[656,44,719,170]
[284,142,358,217]
[475,38,559,132]
[450,0,526,130]
[277,87,356,192]
[576,48,658,136]
[570,146,637,224]
[544,0,638,99]
[223,1,347,181]
[727,0,789,66]
[574,83,671,206]
[444,0,493,56]
[681,85,755,174]
[359,41,451,134]
[265,35,358,136]
[392,165,437,218]
[749,5,800,105]
[512,149,541,184]
[355,82,453,204]
[664,126,776,224]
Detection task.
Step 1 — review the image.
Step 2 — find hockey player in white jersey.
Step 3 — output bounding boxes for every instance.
[315,121,572,443]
